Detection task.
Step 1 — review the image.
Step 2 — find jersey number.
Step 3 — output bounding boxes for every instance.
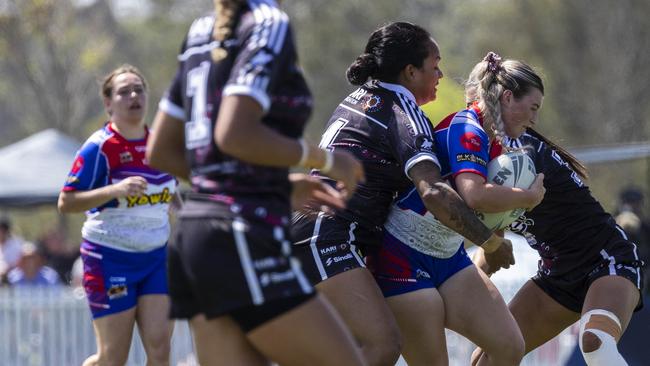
[185,61,212,149]
[319,118,348,150]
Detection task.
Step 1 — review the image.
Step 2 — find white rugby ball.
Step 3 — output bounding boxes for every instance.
[476,151,536,230]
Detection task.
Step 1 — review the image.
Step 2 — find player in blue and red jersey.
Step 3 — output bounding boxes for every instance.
[291,24,514,366]
[365,52,546,366]
[58,65,176,366]
[467,54,644,366]
[145,1,366,365]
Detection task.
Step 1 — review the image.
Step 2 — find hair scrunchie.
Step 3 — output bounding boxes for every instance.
[484,51,502,73]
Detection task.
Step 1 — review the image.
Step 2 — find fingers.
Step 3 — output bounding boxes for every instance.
[310,183,345,210]
[290,174,346,212]
[115,176,148,197]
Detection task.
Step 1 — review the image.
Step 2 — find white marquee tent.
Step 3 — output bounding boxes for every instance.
[0,129,81,207]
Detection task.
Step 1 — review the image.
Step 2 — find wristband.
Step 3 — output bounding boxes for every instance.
[320,150,334,173]
[297,138,309,167]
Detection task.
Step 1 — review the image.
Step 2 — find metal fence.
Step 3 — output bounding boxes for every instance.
[0,287,197,366]
[0,238,579,366]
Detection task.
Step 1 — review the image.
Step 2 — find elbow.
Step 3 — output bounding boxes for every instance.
[57,194,70,214]
[215,127,245,158]
[145,147,163,171]
[461,195,484,211]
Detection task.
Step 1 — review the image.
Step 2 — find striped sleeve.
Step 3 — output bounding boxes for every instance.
[391,93,440,180]
[223,0,291,112]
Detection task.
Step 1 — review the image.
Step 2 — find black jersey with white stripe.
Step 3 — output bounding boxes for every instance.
[159,0,312,213]
[292,80,440,248]
[504,132,630,277]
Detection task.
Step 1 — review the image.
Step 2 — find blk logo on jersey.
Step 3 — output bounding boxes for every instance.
[415,134,435,152]
[460,132,482,152]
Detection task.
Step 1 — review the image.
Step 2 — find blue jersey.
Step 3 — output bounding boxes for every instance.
[383,105,497,257]
[62,123,176,252]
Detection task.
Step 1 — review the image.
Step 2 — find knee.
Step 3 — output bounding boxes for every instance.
[579,309,628,365]
[142,332,171,363]
[487,329,524,364]
[501,335,525,364]
[582,331,603,353]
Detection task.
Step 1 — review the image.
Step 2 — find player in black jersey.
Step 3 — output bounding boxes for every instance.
[291,22,514,366]
[146,1,366,365]
[471,56,643,366]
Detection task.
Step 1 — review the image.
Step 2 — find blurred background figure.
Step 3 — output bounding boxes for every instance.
[614,186,649,295]
[0,218,24,282]
[6,241,61,287]
[38,228,79,285]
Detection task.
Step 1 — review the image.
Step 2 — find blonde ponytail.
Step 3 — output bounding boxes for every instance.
[466,52,544,149]
[211,0,243,62]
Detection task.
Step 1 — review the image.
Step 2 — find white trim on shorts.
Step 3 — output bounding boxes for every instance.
[233,217,265,305]
[309,212,328,281]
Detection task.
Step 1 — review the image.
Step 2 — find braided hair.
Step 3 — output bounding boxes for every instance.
[211,0,244,62]
[465,52,543,146]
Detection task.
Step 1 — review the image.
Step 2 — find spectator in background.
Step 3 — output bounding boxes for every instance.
[38,229,79,284]
[615,186,650,295]
[0,218,23,280]
[7,241,60,287]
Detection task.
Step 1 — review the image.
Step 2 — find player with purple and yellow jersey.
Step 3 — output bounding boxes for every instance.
[58,65,175,366]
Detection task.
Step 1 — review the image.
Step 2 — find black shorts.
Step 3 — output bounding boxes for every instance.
[532,238,644,313]
[292,212,366,286]
[168,215,313,320]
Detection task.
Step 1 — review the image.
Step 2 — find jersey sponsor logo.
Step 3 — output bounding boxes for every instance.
[460,132,482,152]
[107,283,128,300]
[325,253,354,267]
[259,269,296,287]
[71,155,84,174]
[344,88,367,105]
[415,134,435,152]
[320,245,337,256]
[254,256,286,271]
[362,95,384,113]
[119,151,133,163]
[125,187,173,208]
[415,269,431,279]
[455,153,487,166]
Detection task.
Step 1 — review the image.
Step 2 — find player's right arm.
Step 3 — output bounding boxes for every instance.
[58,177,147,213]
[449,121,543,212]
[58,142,147,213]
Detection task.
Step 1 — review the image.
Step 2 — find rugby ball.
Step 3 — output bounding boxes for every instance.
[476,151,536,230]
